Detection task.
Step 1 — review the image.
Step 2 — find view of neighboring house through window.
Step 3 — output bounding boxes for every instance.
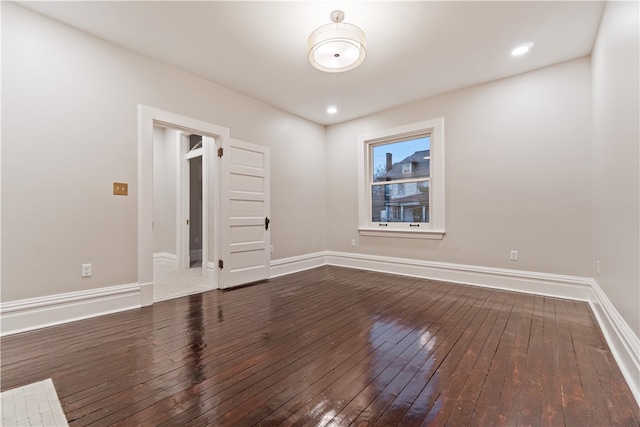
[371,136,431,223]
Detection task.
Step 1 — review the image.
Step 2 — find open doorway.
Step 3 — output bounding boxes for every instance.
[138,106,270,305]
[152,126,210,301]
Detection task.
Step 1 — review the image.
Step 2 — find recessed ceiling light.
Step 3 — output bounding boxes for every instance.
[327,106,338,114]
[511,42,534,57]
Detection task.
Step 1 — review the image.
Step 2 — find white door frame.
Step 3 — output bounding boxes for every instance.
[138,105,229,306]
[177,133,190,270]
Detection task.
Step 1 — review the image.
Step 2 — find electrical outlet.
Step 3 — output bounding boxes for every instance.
[351,239,356,247]
[82,263,92,277]
[510,250,518,261]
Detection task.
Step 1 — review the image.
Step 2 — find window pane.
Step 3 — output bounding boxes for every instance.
[372,136,430,183]
[371,182,430,223]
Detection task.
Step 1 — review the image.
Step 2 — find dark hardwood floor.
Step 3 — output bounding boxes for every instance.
[2,266,638,426]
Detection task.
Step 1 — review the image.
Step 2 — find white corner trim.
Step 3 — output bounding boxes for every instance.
[326,251,593,301]
[0,283,141,336]
[270,252,328,278]
[139,282,154,307]
[589,279,640,406]
[206,261,217,277]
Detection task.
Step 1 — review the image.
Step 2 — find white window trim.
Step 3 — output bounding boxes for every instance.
[357,118,445,240]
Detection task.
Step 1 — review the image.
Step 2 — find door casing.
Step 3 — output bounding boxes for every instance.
[138,106,229,305]
[139,106,270,304]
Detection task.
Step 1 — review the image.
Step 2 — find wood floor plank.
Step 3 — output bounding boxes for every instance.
[513,294,545,426]
[365,287,504,427]
[342,287,493,426]
[553,298,594,426]
[569,300,640,425]
[104,273,424,426]
[302,285,477,427]
[464,291,531,426]
[66,276,401,423]
[270,281,473,427]
[1,265,637,427]
[82,298,401,423]
[443,292,516,426]
[413,289,505,427]
[539,297,566,426]
[226,278,449,426]
[303,285,483,427]
[156,276,430,427]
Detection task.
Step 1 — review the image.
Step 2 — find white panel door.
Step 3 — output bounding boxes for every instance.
[219,137,270,288]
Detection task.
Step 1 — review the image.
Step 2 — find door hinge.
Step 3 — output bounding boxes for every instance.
[218,259,224,269]
[218,147,223,157]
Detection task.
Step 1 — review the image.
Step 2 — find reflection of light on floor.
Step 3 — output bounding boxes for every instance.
[319,409,338,426]
[369,320,437,351]
[365,320,440,409]
[308,401,338,426]
[420,329,435,350]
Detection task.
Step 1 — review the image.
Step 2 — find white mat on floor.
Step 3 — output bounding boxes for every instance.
[1,378,68,427]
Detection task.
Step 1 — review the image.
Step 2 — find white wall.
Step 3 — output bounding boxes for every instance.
[326,57,592,277]
[1,3,326,301]
[592,1,640,338]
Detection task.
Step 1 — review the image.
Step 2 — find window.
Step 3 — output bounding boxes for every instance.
[358,118,445,239]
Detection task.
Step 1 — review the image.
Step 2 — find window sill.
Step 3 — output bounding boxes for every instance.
[358,228,445,240]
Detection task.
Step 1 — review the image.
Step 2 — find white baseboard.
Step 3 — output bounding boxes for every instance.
[0,283,141,336]
[153,252,177,269]
[270,252,328,278]
[589,279,640,406]
[326,251,593,301]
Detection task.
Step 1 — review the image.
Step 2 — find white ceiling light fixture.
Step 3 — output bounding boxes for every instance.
[511,42,534,56]
[327,106,338,114]
[308,10,367,73]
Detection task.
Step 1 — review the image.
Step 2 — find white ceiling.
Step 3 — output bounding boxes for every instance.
[18,1,605,126]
